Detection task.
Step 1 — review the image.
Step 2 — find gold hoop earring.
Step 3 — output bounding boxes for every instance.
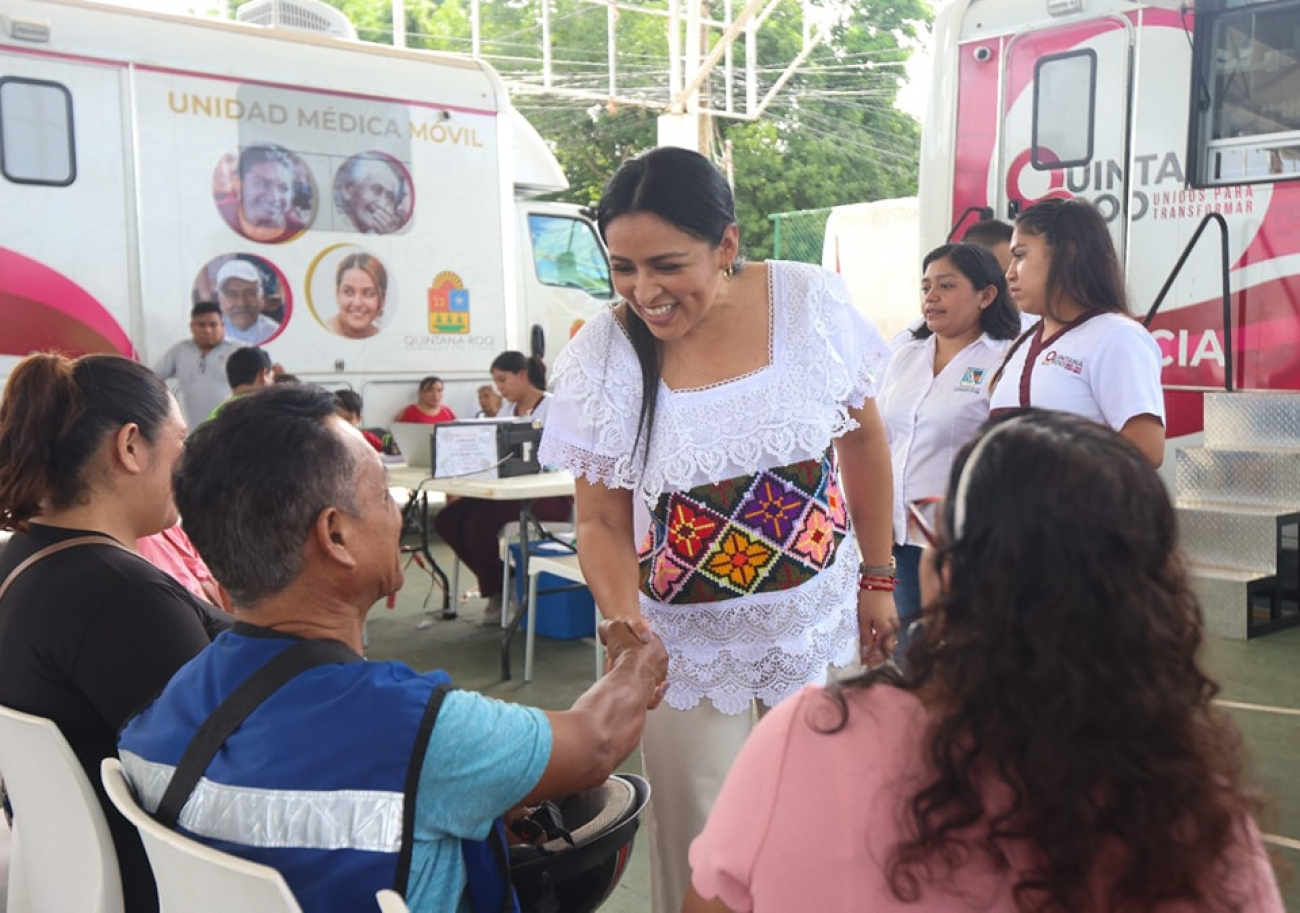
[723,265,734,281]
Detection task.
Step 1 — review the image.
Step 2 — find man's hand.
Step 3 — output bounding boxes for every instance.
[599,618,669,708]
[503,804,543,846]
[527,618,670,803]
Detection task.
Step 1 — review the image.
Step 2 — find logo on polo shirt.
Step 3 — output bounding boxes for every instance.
[956,367,986,392]
[1043,350,1084,375]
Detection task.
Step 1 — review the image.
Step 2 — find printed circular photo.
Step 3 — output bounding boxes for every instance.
[306,244,395,340]
[332,151,414,235]
[192,253,291,346]
[212,144,315,244]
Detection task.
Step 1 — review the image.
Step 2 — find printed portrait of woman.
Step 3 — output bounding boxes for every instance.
[328,252,387,339]
[332,152,413,235]
[306,245,393,340]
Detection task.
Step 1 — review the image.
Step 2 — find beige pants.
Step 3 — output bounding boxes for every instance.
[641,700,765,913]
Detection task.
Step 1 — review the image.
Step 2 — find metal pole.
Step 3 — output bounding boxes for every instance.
[668,0,682,110]
[607,0,617,98]
[472,0,481,57]
[392,0,406,47]
[673,0,765,109]
[542,0,552,89]
[724,0,734,115]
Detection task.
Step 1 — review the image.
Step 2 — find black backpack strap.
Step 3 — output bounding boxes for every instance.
[394,681,453,890]
[155,638,360,828]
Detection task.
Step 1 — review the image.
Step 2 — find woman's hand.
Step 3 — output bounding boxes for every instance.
[857,587,900,667]
[599,617,670,708]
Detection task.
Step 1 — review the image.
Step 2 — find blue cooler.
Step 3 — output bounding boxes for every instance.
[510,542,597,640]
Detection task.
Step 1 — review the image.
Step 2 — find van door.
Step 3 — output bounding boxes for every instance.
[516,203,613,357]
[0,55,136,370]
[1000,16,1134,254]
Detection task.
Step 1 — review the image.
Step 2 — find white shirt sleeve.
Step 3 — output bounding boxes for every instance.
[537,311,642,489]
[1088,319,1166,429]
[804,266,889,409]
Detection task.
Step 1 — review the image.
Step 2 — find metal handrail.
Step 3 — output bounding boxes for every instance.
[945,206,995,243]
[1142,211,1234,392]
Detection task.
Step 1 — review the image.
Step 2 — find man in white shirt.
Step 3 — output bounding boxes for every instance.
[153,302,240,426]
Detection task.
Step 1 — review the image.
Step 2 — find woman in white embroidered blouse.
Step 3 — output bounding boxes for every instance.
[538,146,898,913]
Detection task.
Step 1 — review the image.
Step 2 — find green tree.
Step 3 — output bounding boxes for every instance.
[245,0,930,258]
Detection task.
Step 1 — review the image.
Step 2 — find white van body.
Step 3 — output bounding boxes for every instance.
[918,0,1300,636]
[0,0,613,421]
[917,0,1300,437]
[821,196,921,342]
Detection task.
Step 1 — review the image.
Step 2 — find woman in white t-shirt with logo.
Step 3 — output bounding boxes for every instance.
[878,243,1022,655]
[990,198,1166,466]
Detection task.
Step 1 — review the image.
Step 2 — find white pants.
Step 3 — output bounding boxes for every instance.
[641,700,764,913]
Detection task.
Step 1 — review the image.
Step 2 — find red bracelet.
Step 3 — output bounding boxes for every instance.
[859,575,896,592]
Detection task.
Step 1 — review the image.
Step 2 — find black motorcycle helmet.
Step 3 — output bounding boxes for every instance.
[509,774,650,913]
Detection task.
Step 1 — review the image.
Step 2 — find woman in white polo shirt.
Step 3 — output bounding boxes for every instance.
[878,243,1021,654]
[991,198,1166,466]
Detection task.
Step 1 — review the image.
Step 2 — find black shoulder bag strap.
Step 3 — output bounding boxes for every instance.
[155,638,360,828]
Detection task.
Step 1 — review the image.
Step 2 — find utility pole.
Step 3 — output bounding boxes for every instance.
[657,0,710,155]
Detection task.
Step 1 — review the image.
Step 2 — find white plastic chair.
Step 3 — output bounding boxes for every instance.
[375,888,412,912]
[1,812,13,913]
[501,520,576,628]
[524,552,604,683]
[99,758,302,913]
[0,705,123,913]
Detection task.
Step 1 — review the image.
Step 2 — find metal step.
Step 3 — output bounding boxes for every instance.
[1176,447,1300,510]
[1188,565,1259,640]
[1204,390,1300,451]
[1176,503,1283,575]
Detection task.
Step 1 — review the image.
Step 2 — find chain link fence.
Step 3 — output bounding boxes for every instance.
[769,207,831,264]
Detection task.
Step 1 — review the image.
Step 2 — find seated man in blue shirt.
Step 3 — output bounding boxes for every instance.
[119,384,667,913]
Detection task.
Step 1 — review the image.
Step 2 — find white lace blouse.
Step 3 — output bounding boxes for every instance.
[540,260,888,713]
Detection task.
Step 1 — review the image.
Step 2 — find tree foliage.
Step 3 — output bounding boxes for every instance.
[234,0,930,259]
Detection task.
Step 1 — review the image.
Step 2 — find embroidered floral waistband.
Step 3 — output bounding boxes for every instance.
[638,451,849,605]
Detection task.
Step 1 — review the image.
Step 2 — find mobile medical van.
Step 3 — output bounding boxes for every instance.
[0,0,613,419]
[918,0,1300,636]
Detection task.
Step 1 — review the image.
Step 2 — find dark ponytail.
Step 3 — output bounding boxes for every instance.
[0,353,171,529]
[491,350,547,392]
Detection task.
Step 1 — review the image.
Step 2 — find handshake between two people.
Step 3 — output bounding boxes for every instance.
[598,617,669,710]
[515,616,667,815]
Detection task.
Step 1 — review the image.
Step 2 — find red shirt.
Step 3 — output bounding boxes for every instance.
[395,404,456,424]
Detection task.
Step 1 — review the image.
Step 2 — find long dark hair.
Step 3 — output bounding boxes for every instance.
[1015,198,1130,321]
[491,350,546,392]
[822,409,1260,912]
[595,147,741,461]
[0,353,172,530]
[912,243,1020,342]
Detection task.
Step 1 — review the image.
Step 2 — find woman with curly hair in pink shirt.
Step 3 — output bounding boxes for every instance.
[687,408,1282,913]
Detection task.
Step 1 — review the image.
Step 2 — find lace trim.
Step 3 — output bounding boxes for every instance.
[661,265,776,394]
[540,262,887,502]
[644,552,860,714]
